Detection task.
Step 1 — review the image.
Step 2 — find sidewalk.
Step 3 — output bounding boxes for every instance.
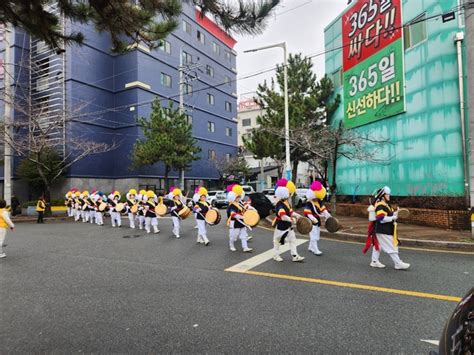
[265,214,474,252]
[327,215,474,251]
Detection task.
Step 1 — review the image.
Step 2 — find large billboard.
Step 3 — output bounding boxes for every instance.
[342,0,405,128]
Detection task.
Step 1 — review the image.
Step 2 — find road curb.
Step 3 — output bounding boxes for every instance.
[320,230,474,252]
[264,216,474,252]
[12,216,70,224]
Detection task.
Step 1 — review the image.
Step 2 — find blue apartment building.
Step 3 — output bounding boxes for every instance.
[1,3,238,198]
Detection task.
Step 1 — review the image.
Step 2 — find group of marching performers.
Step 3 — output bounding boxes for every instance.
[64,180,409,269]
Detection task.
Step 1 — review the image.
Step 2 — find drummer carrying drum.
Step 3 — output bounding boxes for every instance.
[226,184,253,253]
[272,179,305,262]
[168,187,186,239]
[194,187,211,246]
[125,189,138,229]
[303,181,331,256]
[143,190,160,234]
[108,191,122,228]
[369,186,410,270]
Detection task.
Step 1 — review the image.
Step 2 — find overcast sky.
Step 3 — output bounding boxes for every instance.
[234,0,348,99]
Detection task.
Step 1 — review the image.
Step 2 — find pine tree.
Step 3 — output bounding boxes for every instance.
[0,0,279,52]
[131,99,201,191]
[246,53,340,181]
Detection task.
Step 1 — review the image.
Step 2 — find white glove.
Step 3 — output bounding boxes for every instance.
[235,214,244,221]
[308,215,318,223]
[292,212,302,219]
[170,206,177,211]
[322,210,331,219]
[281,215,292,222]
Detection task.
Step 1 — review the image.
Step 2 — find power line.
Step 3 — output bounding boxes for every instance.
[4,3,465,126]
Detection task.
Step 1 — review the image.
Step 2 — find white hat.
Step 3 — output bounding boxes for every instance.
[305,189,316,201]
[227,191,237,203]
[275,186,289,200]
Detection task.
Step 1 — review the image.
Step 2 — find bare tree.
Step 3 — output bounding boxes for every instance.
[209,154,251,189]
[0,56,118,204]
[260,122,392,211]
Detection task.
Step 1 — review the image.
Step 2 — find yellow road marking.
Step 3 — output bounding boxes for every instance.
[228,269,462,303]
[257,226,474,255]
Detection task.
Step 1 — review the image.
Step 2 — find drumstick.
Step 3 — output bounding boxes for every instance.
[197,211,214,225]
[235,216,253,231]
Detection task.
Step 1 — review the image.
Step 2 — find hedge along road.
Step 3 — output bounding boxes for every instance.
[1,218,472,353]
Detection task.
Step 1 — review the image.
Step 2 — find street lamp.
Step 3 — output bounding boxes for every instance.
[244,42,292,181]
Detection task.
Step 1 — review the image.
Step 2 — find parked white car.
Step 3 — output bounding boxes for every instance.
[296,189,308,205]
[206,190,223,206]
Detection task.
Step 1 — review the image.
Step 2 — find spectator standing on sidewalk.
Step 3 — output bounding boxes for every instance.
[0,200,15,258]
[36,197,46,224]
[11,196,20,216]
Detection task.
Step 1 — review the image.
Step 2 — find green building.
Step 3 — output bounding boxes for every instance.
[324,0,469,199]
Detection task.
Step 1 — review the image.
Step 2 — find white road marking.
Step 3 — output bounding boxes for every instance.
[225,239,308,273]
[420,339,440,346]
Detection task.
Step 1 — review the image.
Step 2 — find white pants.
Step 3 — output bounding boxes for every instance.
[81,210,86,222]
[196,219,209,243]
[138,215,145,229]
[74,209,81,221]
[0,228,6,255]
[372,233,402,265]
[229,228,248,249]
[128,213,135,229]
[172,216,180,236]
[111,212,121,227]
[96,212,103,225]
[145,217,158,233]
[67,207,73,217]
[89,210,95,224]
[308,225,321,252]
[273,228,298,257]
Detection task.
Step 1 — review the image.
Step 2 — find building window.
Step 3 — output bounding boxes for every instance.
[36,41,49,54]
[225,153,231,162]
[331,68,342,88]
[185,114,192,125]
[224,76,231,85]
[158,39,171,54]
[208,149,216,160]
[184,83,193,95]
[182,51,192,65]
[226,127,232,137]
[197,30,205,44]
[183,20,191,34]
[206,65,214,77]
[208,121,215,133]
[213,42,220,55]
[160,73,172,88]
[225,50,231,62]
[225,101,232,112]
[242,118,251,127]
[404,14,427,49]
[207,93,215,105]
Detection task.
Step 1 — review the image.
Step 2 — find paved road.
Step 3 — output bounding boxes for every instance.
[1,217,473,353]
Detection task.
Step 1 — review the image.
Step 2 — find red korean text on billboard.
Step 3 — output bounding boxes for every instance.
[342,0,402,72]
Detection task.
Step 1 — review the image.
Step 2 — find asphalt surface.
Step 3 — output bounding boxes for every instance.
[1,216,473,353]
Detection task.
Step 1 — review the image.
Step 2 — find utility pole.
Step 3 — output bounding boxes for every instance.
[244,42,291,181]
[179,48,185,190]
[178,48,203,191]
[464,0,474,238]
[3,25,13,206]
